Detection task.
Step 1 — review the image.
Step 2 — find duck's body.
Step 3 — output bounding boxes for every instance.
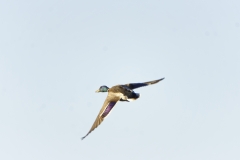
[108,85,140,102]
[81,78,164,140]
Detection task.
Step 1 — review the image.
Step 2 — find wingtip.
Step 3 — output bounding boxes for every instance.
[81,133,90,140]
[155,78,164,83]
[160,77,165,81]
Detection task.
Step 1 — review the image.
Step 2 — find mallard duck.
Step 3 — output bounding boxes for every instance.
[81,78,164,140]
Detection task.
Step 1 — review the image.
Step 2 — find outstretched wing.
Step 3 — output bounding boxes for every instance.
[81,93,120,140]
[125,78,165,90]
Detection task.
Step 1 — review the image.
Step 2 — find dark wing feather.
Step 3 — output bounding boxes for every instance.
[125,78,165,90]
[81,93,120,140]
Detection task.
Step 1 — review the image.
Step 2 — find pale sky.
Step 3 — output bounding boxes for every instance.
[0,0,240,160]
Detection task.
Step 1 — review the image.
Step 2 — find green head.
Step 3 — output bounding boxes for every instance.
[95,85,109,93]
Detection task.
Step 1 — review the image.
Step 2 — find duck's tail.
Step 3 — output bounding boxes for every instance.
[127,93,140,102]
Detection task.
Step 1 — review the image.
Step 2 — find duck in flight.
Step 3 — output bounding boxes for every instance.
[81,78,164,140]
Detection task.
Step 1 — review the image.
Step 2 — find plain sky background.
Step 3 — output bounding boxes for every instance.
[0,0,240,160]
